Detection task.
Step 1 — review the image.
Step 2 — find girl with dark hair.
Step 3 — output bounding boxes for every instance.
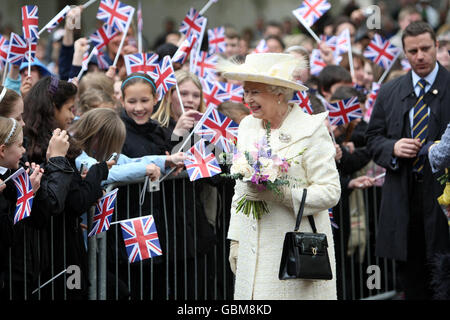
[23,76,77,163]
[22,76,111,299]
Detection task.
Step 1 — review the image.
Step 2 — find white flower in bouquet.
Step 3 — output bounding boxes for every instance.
[230,154,255,180]
[259,157,278,182]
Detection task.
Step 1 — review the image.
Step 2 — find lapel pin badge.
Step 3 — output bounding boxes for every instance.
[432,89,438,95]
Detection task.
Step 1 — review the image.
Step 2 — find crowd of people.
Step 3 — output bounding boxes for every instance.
[0,0,449,300]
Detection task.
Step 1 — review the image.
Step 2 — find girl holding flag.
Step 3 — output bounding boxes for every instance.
[22,76,112,300]
[0,116,74,299]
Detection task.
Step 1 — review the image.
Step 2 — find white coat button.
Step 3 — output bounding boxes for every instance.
[251,247,256,254]
[252,224,256,231]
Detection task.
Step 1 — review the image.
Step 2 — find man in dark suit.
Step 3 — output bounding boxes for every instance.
[366,21,450,300]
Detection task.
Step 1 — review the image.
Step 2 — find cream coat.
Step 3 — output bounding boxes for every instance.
[227,105,341,300]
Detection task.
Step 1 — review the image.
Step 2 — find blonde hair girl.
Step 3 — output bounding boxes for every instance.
[151,70,206,140]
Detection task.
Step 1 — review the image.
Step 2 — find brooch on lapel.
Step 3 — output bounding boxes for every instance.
[279,132,291,143]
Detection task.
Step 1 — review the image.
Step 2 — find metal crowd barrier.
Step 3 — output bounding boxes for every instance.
[3,173,399,300]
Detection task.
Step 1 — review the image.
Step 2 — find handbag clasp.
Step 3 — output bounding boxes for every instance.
[312,247,318,256]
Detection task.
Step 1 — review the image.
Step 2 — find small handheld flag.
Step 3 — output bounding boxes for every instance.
[149,55,177,100]
[0,35,9,70]
[21,5,39,40]
[120,215,162,263]
[88,188,118,237]
[195,107,239,153]
[184,139,222,181]
[208,26,226,54]
[124,52,158,75]
[290,91,313,114]
[179,8,206,40]
[172,33,198,65]
[97,0,135,33]
[194,50,217,80]
[200,78,229,109]
[363,34,400,70]
[40,5,71,34]
[11,167,34,225]
[7,33,28,66]
[326,96,363,126]
[292,0,331,28]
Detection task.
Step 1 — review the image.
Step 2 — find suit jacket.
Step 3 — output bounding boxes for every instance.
[366,63,450,261]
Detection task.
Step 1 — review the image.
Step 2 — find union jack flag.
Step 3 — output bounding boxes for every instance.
[195,107,239,153]
[89,23,120,52]
[364,82,381,122]
[292,0,331,28]
[310,49,326,76]
[82,47,99,71]
[22,5,39,40]
[401,58,411,71]
[96,50,111,69]
[124,52,158,75]
[326,96,362,126]
[172,33,198,65]
[7,33,28,66]
[44,5,71,33]
[363,34,400,70]
[290,91,313,114]
[179,7,205,39]
[208,26,226,54]
[217,81,244,103]
[184,138,222,181]
[335,28,351,57]
[96,0,134,32]
[194,50,217,80]
[320,34,336,53]
[120,215,162,263]
[11,167,34,225]
[200,78,229,109]
[0,35,9,70]
[22,37,38,64]
[88,188,118,237]
[329,208,338,229]
[149,55,177,100]
[253,39,269,54]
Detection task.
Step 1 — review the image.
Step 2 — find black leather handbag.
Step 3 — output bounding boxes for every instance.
[279,189,333,280]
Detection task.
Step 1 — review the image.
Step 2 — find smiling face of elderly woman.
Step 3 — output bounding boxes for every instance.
[243,81,293,124]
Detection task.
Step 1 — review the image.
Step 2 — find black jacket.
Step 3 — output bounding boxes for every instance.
[0,157,74,299]
[366,63,450,261]
[42,158,108,300]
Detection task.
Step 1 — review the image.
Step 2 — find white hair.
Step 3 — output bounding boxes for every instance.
[266,85,294,103]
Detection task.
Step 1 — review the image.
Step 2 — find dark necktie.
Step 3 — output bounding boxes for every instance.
[412,78,428,173]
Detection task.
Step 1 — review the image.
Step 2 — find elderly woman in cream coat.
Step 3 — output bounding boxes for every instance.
[221,53,341,300]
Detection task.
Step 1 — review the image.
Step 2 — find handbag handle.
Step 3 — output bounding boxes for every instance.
[294,188,317,233]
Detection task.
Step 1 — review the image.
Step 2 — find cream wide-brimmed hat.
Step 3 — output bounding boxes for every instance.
[218,52,308,92]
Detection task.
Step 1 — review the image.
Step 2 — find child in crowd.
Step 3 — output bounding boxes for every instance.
[0,117,75,299]
[151,69,206,152]
[76,89,116,116]
[22,76,111,299]
[70,107,186,185]
[0,86,25,127]
[150,70,217,299]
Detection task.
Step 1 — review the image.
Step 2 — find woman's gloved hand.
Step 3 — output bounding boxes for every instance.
[229,240,239,275]
[244,182,292,207]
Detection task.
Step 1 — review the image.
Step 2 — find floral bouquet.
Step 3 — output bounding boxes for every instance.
[437,170,450,219]
[222,124,306,219]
